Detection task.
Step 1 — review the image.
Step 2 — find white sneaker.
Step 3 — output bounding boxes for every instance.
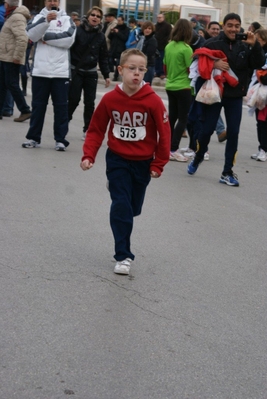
[257,149,267,162]
[55,142,66,151]
[204,152,210,161]
[184,149,195,158]
[251,151,259,160]
[114,258,131,275]
[22,140,40,148]
[180,147,189,153]
[169,150,188,162]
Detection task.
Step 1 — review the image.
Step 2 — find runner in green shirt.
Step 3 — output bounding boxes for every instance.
[164,19,193,162]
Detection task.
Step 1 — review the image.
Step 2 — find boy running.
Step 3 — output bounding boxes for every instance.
[81,49,170,275]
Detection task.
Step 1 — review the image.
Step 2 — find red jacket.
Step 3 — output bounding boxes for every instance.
[194,48,239,95]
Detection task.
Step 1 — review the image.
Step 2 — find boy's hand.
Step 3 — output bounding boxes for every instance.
[80,159,93,170]
[150,171,159,178]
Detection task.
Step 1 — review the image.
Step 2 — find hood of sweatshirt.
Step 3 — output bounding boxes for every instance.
[115,81,156,100]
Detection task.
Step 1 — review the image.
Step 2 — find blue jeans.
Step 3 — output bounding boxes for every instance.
[106,149,151,261]
[0,61,30,115]
[195,97,243,173]
[3,90,14,114]
[216,115,225,135]
[26,76,69,145]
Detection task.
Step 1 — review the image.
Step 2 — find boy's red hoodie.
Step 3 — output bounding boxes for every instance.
[82,83,171,176]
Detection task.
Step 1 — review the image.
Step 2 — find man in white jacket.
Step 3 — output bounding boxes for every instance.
[22,0,76,151]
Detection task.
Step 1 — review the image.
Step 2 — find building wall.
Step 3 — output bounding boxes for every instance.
[20,0,266,28]
[20,0,98,17]
[211,0,264,28]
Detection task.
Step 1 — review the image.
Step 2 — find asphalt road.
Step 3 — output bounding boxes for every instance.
[0,81,266,399]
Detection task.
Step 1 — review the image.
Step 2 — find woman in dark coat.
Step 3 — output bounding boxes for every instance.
[68,6,110,138]
[138,21,158,85]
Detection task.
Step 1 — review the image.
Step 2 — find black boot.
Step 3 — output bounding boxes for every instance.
[21,75,28,96]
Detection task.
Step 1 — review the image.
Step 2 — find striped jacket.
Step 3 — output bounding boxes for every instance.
[27,7,76,78]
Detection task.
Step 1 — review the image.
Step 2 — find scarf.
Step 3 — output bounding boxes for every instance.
[5,6,17,19]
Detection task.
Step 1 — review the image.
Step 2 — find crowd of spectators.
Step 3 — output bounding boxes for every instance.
[0,4,266,170]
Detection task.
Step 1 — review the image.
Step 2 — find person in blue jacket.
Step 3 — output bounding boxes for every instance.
[125,18,140,49]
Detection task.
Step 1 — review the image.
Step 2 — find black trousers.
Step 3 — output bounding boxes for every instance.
[166,88,192,152]
[68,70,98,133]
[256,109,267,152]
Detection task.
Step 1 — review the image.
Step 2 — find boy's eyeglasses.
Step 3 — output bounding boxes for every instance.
[121,65,147,73]
[90,13,102,19]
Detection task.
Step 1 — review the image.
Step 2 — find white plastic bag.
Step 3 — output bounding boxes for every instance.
[247,83,267,109]
[247,83,260,108]
[256,84,267,110]
[196,75,221,105]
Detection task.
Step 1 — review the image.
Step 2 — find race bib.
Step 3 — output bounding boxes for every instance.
[112,124,146,141]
